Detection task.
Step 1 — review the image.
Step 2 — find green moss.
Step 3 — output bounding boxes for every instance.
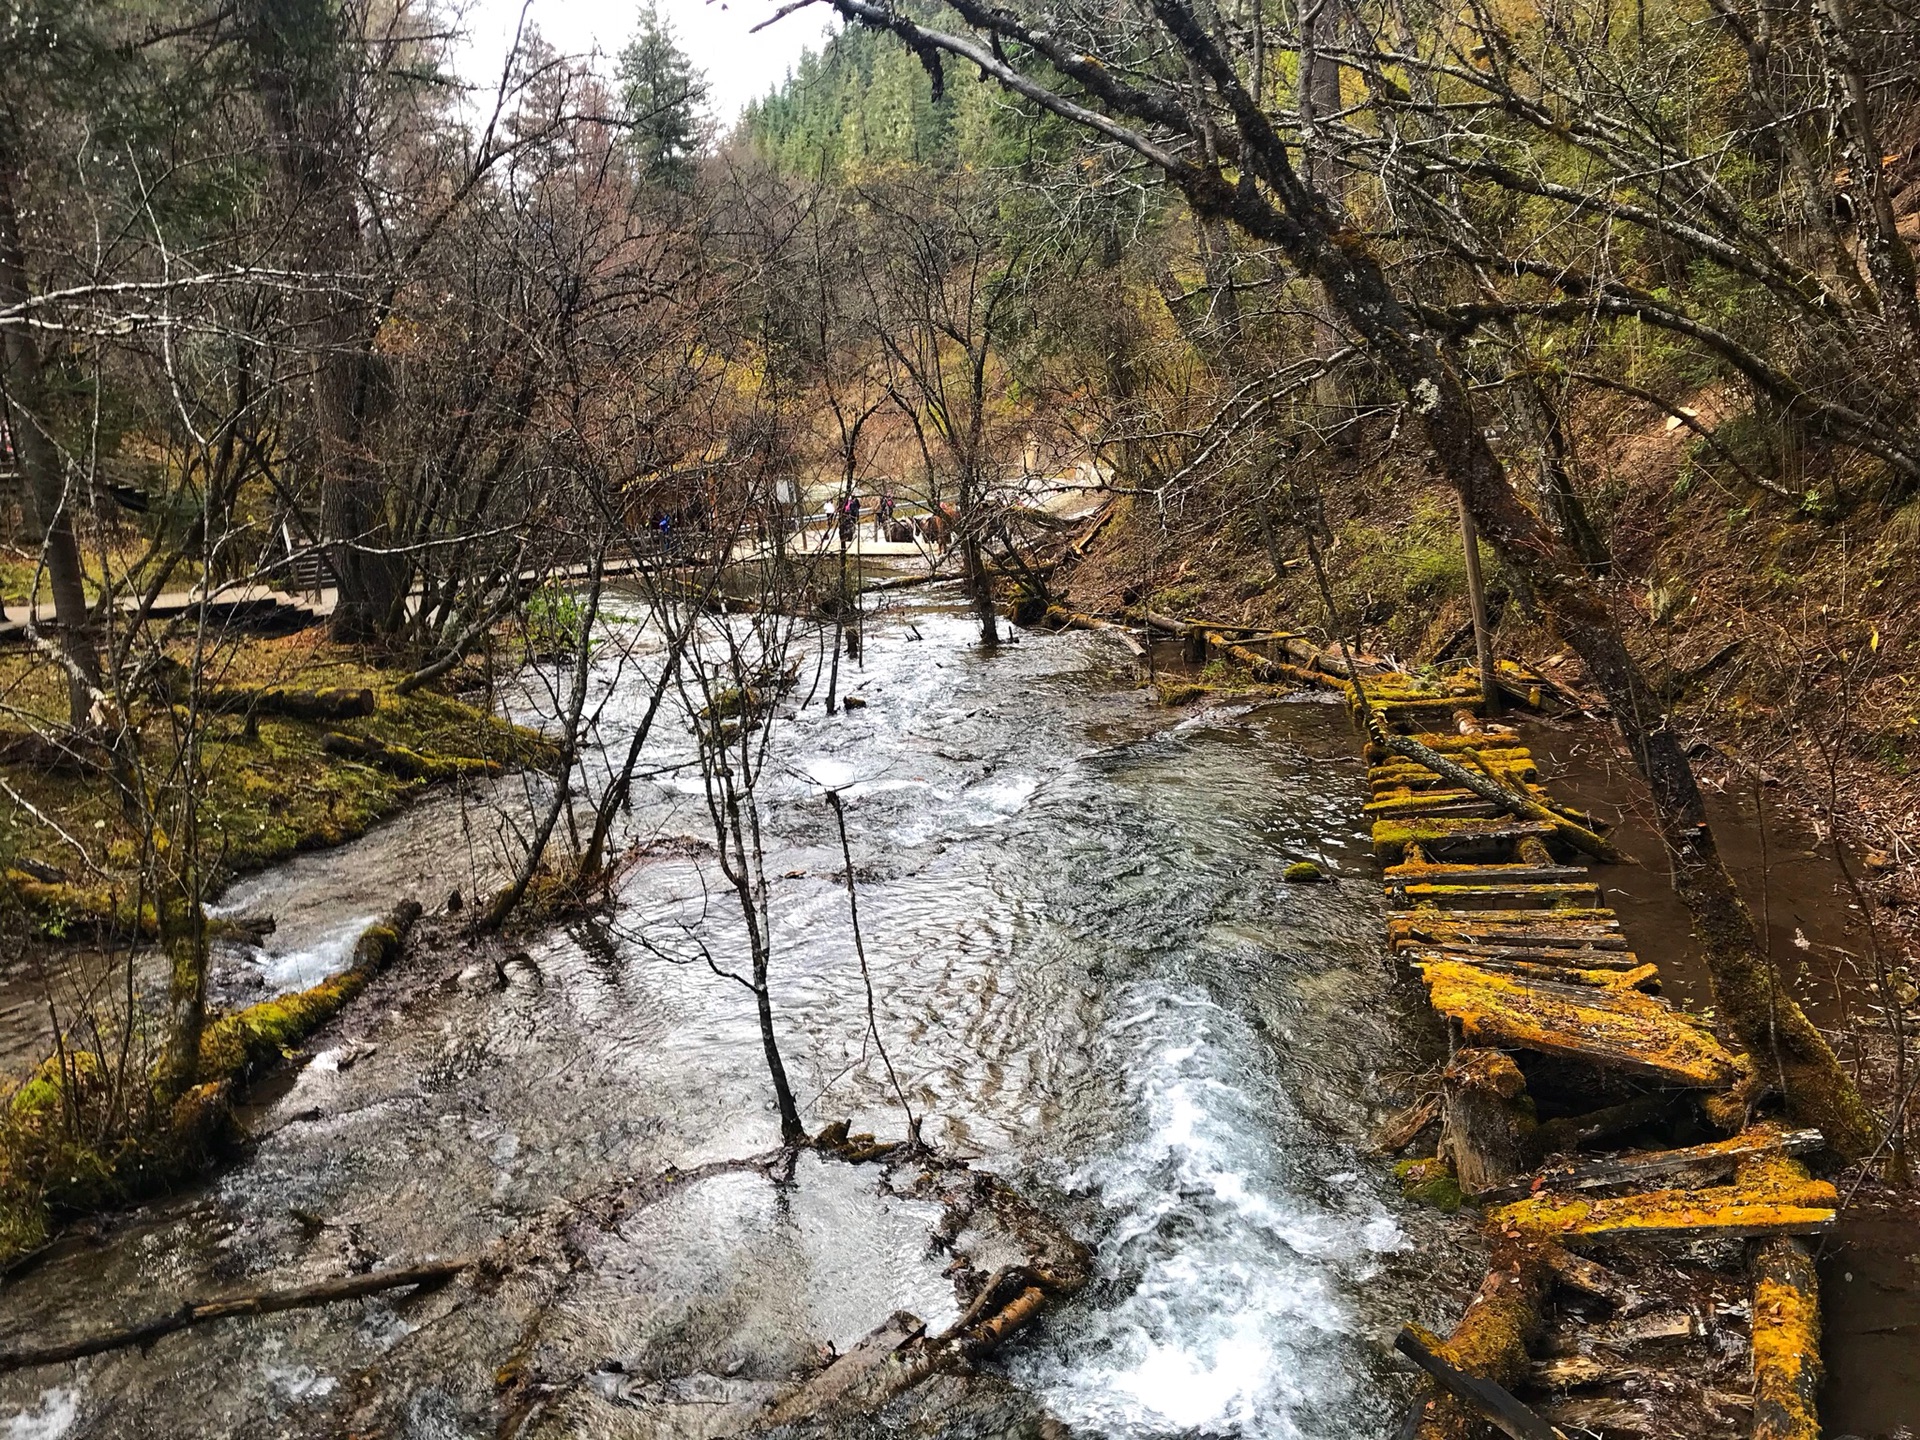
[1283,860,1325,883]
[2,641,553,935]
[0,905,418,1266]
[1395,1156,1464,1212]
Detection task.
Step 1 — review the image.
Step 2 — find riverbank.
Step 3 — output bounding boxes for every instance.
[0,631,554,938]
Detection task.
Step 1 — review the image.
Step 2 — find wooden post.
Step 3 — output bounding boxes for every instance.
[1458,496,1499,713]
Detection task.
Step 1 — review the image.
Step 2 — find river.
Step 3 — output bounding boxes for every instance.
[0,585,1474,1438]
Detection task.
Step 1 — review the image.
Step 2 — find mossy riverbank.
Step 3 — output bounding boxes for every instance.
[0,633,553,939]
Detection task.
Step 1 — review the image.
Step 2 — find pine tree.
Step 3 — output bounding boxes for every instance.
[615,3,708,190]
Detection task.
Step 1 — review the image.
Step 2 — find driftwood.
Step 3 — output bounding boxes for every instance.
[0,1257,470,1374]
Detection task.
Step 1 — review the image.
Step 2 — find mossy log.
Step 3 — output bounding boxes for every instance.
[1486,1153,1836,1242]
[199,901,421,1082]
[3,869,158,939]
[201,686,376,721]
[1405,1240,1554,1440]
[1416,958,1741,1086]
[1751,1235,1821,1440]
[319,731,499,782]
[1440,1049,1537,1195]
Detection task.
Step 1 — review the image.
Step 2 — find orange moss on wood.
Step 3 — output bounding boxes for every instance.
[1409,1240,1552,1440]
[1751,1235,1821,1440]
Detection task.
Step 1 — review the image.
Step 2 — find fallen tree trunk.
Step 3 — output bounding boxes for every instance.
[319,731,498,782]
[200,686,376,722]
[1398,1240,1555,1440]
[0,1257,469,1374]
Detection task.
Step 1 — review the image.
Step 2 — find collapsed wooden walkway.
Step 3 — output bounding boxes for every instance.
[1350,673,1831,1439]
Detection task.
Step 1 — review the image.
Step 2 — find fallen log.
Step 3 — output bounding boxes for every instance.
[201,686,376,721]
[1397,1237,1558,1440]
[319,731,498,782]
[0,1257,469,1374]
[1751,1235,1821,1440]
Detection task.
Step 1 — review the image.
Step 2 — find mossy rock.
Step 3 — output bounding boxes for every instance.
[1394,1156,1464,1213]
[1283,860,1325,883]
[1156,681,1211,707]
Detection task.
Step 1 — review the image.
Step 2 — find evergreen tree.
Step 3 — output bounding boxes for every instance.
[615,3,708,189]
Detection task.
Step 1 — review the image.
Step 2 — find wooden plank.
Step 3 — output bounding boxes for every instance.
[1393,881,1603,909]
[1372,816,1560,863]
[1488,1157,1836,1242]
[1419,959,1740,1086]
[1386,862,1592,885]
[1408,952,1660,993]
[1391,939,1644,970]
[1387,912,1626,947]
[1476,1128,1824,1205]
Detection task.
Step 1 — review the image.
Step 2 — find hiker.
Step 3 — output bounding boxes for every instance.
[839,493,860,546]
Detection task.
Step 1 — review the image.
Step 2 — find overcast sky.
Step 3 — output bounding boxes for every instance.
[452,0,834,125]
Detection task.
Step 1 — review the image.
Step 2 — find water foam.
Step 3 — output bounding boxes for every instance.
[1017,985,1402,1438]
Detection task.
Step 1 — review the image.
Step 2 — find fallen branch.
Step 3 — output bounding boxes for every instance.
[1396,1327,1564,1440]
[0,1257,471,1374]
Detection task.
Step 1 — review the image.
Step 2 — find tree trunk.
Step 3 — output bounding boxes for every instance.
[0,145,101,730]
[1456,497,1499,714]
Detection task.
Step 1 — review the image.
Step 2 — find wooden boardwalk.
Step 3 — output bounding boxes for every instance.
[1350,679,1830,1438]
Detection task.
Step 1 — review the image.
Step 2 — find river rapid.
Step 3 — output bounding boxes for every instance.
[0,585,1473,1439]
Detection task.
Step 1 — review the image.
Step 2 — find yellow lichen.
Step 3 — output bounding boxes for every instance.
[1417,958,1740,1086]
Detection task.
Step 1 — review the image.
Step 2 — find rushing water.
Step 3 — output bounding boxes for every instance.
[0,586,1469,1438]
